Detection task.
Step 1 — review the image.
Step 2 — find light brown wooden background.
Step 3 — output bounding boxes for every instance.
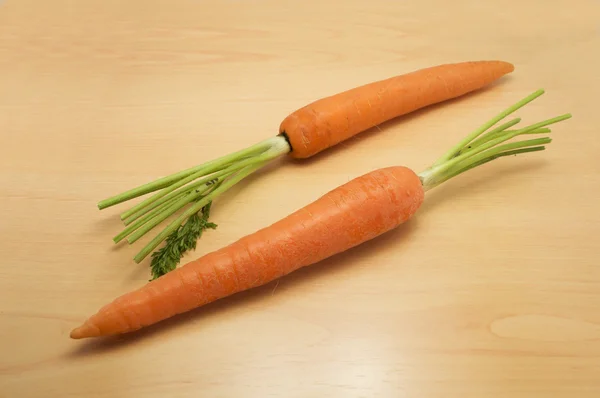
[1,0,599,397]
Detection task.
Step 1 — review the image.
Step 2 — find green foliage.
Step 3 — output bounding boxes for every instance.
[149,202,217,280]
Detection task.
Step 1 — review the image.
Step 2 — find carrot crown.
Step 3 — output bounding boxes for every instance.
[418,89,571,191]
[99,135,291,265]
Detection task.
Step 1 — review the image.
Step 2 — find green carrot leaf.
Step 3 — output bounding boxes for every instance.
[149,202,217,280]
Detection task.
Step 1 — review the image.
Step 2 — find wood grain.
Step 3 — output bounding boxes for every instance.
[1,0,599,397]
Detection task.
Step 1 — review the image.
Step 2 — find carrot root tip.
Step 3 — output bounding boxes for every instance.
[70,321,101,339]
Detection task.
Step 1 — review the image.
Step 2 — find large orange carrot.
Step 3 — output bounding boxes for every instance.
[96,61,514,279]
[72,166,423,338]
[71,89,571,339]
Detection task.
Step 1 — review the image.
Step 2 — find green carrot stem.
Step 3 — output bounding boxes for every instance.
[97,137,281,210]
[120,163,236,221]
[134,161,269,263]
[124,179,227,244]
[114,180,224,244]
[418,89,572,190]
[122,148,283,222]
[98,168,199,211]
[518,127,551,135]
[421,136,552,190]
[425,146,547,190]
[455,146,547,177]
[126,143,288,246]
[125,193,185,229]
[113,189,193,244]
[446,137,552,178]
[119,167,222,221]
[432,114,570,177]
[122,178,216,227]
[125,183,211,244]
[433,89,545,166]
[466,127,551,151]
[457,118,520,154]
[123,191,187,226]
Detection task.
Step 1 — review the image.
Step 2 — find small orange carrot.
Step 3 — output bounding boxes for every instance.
[280,61,514,158]
[97,61,515,279]
[71,89,571,339]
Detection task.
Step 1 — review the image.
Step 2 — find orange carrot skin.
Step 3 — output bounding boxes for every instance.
[280,61,514,158]
[71,166,424,339]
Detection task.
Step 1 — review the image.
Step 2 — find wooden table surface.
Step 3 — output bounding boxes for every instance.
[2,0,599,397]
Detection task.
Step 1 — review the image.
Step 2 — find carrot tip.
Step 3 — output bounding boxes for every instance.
[70,322,100,339]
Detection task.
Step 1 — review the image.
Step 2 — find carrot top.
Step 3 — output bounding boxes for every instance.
[417,89,570,190]
[101,136,291,270]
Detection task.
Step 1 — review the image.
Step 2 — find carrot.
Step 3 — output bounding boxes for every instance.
[280,61,514,158]
[96,60,515,278]
[71,89,571,339]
